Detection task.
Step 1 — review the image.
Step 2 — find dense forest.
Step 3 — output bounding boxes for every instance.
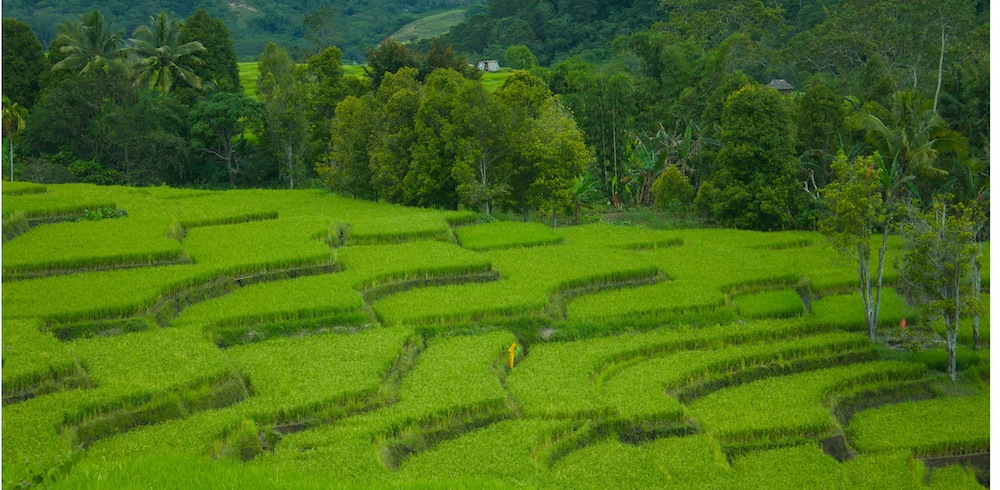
[1,0,483,61]
[1,0,990,231]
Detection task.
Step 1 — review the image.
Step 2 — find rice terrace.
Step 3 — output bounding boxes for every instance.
[0,181,990,488]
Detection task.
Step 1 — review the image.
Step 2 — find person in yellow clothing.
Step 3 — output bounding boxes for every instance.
[508,343,522,369]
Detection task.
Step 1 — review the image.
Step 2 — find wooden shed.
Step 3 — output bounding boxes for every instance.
[477,60,500,72]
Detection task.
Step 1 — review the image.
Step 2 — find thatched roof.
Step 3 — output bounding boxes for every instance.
[768,79,794,92]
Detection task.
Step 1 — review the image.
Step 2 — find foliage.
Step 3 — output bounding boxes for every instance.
[701,83,802,230]
[898,197,983,380]
[188,92,266,188]
[503,45,538,70]
[178,9,240,93]
[2,19,49,108]
[819,152,889,340]
[128,12,206,94]
[651,165,694,210]
[50,11,128,75]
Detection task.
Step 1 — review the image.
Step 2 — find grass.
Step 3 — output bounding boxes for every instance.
[455,221,563,251]
[1,319,87,400]
[225,326,414,421]
[688,361,926,447]
[239,62,258,99]
[2,180,47,195]
[3,218,186,279]
[809,288,915,332]
[847,394,989,456]
[599,332,873,421]
[507,319,848,419]
[1,182,991,488]
[338,240,492,290]
[734,289,805,319]
[480,68,515,92]
[390,9,469,44]
[172,272,365,346]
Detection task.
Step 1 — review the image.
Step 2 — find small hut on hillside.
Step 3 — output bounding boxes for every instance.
[477,60,500,72]
[768,79,794,95]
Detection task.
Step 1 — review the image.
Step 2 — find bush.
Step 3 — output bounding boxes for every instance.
[651,166,694,210]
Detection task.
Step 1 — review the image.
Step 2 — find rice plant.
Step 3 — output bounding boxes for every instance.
[455,221,563,251]
[733,289,805,319]
[688,361,926,447]
[847,395,989,457]
[3,218,187,278]
[1,319,88,402]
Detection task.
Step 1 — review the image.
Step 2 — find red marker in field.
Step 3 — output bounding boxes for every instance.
[900,318,907,330]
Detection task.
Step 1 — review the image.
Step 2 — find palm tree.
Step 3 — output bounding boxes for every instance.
[850,90,966,183]
[2,96,28,181]
[50,11,127,75]
[129,12,206,93]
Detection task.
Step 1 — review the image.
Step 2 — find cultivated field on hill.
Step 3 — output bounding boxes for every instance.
[1,182,990,488]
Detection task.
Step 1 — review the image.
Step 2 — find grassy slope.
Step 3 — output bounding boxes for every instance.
[1,182,989,489]
[390,9,468,44]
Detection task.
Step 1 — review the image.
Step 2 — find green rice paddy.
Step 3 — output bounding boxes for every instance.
[1,182,989,488]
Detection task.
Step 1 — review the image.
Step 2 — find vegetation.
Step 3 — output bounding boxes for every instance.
[0,0,990,487]
[1,182,990,488]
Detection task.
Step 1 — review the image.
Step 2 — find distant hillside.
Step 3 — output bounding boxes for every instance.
[1,0,485,62]
[390,8,468,44]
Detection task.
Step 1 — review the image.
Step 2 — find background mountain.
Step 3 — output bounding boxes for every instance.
[1,0,484,61]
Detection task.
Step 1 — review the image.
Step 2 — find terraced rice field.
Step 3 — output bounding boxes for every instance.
[2,182,990,488]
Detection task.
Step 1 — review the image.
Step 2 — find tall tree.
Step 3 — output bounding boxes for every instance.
[257,43,308,188]
[850,89,968,201]
[404,69,468,208]
[318,95,376,199]
[188,92,265,188]
[495,70,552,219]
[129,12,206,94]
[2,96,28,181]
[528,102,594,227]
[452,82,513,215]
[819,152,890,341]
[304,46,349,164]
[50,11,127,75]
[699,83,802,230]
[899,197,982,381]
[2,19,49,108]
[369,68,422,202]
[365,39,417,89]
[179,9,240,92]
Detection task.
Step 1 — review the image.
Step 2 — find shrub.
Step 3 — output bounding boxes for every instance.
[651,166,694,210]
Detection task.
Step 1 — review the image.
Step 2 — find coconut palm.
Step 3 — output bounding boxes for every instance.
[129,12,206,93]
[50,11,127,75]
[2,96,28,181]
[850,89,966,183]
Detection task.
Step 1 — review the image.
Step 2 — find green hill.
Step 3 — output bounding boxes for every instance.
[390,8,468,44]
[1,0,484,61]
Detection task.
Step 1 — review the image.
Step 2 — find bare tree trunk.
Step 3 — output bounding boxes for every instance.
[948,269,961,382]
[872,228,889,337]
[934,25,947,113]
[972,250,981,349]
[858,242,875,340]
[946,318,957,381]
